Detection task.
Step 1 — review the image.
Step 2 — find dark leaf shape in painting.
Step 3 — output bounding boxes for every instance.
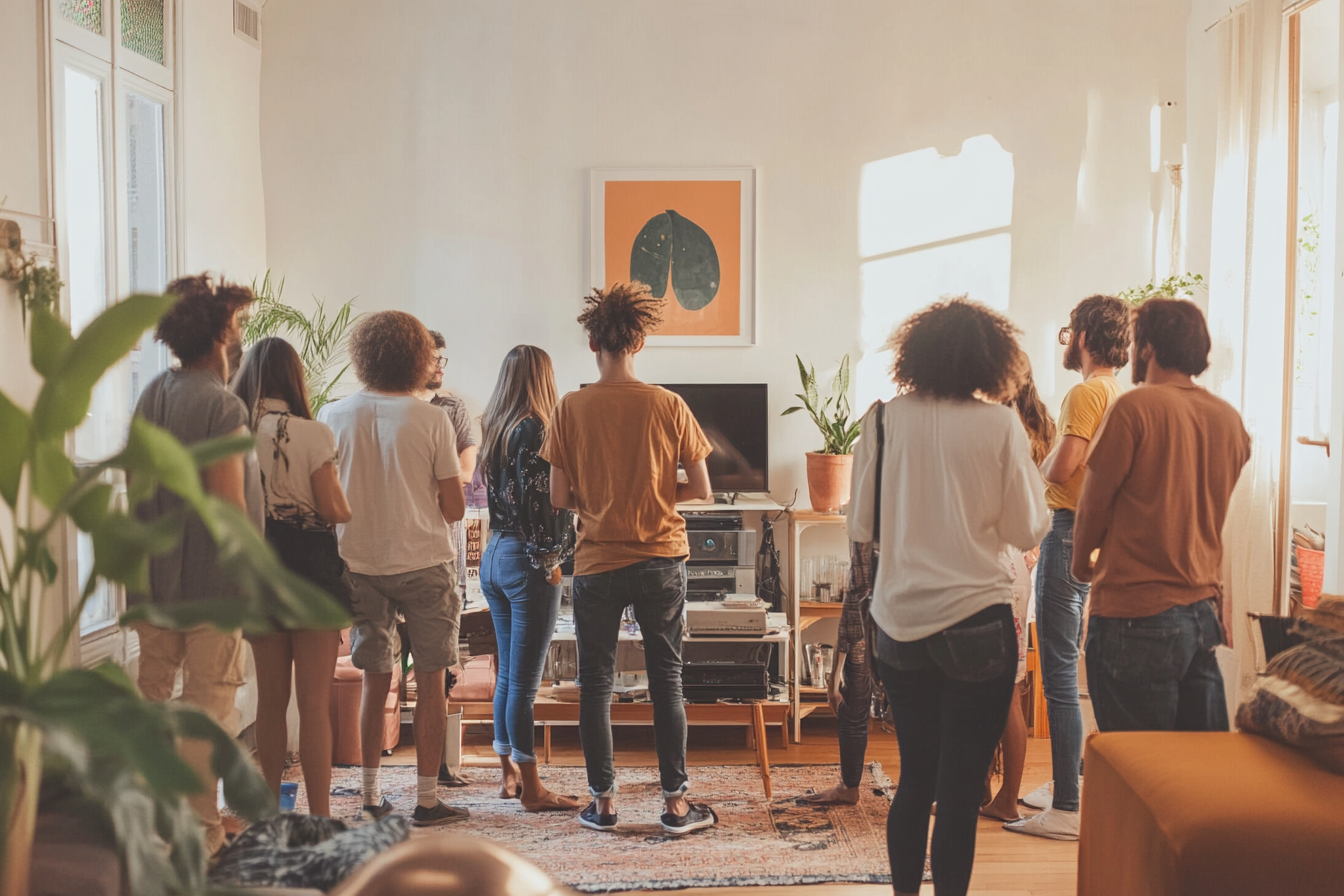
[629,209,721,311]
[630,211,673,298]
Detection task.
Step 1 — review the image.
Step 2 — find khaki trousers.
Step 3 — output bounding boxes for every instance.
[132,622,245,855]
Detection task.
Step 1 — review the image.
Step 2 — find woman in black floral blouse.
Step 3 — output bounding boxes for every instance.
[479,345,580,811]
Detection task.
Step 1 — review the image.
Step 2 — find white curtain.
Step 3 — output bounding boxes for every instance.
[1207,0,1288,693]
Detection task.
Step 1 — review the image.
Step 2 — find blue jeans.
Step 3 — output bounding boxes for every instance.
[573,557,688,800]
[1086,598,1229,732]
[872,604,1018,896]
[480,532,562,764]
[1035,508,1087,812]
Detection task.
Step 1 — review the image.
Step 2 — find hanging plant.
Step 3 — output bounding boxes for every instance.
[1116,272,1207,306]
[2,253,64,330]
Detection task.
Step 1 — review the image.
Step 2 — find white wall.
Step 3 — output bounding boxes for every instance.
[260,0,1188,503]
[179,0,268,279]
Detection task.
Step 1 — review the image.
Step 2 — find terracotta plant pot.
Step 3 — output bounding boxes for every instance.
[805,452,853,513]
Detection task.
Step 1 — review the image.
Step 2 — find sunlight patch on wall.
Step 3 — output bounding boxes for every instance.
[859,135,1014,258]
[857,135,1015,407]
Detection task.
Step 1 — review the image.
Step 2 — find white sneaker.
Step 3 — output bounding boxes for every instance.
[1003,806,1080,841]
[1020,781,1053,810]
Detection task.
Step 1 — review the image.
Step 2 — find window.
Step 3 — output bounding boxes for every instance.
[51,1,176,640]
[1282,0,1339,608]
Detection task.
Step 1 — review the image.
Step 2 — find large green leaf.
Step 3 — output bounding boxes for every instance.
[91,510,184,589]
[171,706,274,821]
[199,496,349,632]
[69,481,114,531]
[30,439,76,509]
[0,391,31,507]
[187,433,256,470]
[118,417,206,508]
[31,293,176,439]
[29,307,73,379]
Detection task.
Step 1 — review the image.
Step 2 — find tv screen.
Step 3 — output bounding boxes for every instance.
[659,384,769,493]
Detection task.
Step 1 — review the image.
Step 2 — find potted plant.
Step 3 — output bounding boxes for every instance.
[0,296,348,895]
[782,354,861,513]
[243,271,361,414]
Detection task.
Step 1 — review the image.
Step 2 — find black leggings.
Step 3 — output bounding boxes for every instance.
[872,605,1017,896]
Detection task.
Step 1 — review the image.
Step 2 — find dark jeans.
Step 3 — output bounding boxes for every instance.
[872,604,1017,896]
[1035,508,1087,812]
[1086,598,1229,733]
[573,557,688,799]
[837,638,873,789]
[480,531,562,763]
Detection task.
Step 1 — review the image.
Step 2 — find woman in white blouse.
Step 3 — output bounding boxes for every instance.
[847,298,1050,896]
[234,337,352,817]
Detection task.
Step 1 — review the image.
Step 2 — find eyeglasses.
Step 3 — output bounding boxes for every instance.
[434,356,448,370]
[1058,327,1072,347]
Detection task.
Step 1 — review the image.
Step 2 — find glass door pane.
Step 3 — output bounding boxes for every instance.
[125,91,167,405]
[1287,0,1340,609]
[120,0,165,65]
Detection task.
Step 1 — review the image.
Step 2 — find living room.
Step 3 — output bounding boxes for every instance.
[1,1,1343,894]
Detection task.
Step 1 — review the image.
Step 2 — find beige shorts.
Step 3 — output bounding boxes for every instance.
[345,562,461,674]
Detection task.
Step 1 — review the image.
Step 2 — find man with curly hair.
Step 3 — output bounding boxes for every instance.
[1009,294,1130,841]
[129,273,261,856]
[540,281,717,835]
[318,311,468,826]
[1073,299,1248,732]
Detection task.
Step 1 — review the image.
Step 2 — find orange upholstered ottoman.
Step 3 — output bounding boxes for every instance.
[330,629,402,765]
[1079,731,1344,896]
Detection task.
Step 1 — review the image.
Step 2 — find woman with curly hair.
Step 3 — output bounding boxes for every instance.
[318,310,470,827]
[846,297,1049,896]
[540,281,717,835]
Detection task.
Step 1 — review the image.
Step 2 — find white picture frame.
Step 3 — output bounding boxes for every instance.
[589,167,757,346]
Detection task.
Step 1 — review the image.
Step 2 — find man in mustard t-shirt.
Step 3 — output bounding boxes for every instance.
[542,281,717,836]
[1006,294,1129,842]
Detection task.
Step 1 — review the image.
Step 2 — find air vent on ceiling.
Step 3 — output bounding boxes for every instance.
[234,0,261,48]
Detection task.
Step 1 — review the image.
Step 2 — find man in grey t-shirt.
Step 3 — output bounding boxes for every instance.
[128,274,259,856]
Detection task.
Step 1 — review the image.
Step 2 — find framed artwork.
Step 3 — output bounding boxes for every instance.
[590,168,757,346]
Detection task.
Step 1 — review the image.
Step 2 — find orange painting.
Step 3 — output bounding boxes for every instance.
[603,180,742,338]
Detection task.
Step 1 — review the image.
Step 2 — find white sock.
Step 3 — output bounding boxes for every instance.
[418,775,438,809]
[361,768,381,806]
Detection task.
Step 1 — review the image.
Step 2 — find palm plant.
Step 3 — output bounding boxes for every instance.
[243,272,360,414]
[782,354,862,455]
[0,296,348,896]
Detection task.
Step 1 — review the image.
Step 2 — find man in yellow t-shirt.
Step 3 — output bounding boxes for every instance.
[542,281,717,837]
[1006,294,1129,843]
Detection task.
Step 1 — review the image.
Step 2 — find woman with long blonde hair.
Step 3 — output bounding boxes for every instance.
[479,345,579,811]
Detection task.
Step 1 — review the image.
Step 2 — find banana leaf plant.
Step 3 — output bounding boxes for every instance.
[781,354,862,455]
[0,295,349,896]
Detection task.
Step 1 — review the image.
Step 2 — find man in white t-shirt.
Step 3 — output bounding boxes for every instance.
[318,311,467,827]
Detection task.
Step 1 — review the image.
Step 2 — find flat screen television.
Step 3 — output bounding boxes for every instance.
[659,384,769,493]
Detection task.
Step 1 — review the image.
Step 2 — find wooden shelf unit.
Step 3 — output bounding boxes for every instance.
[786,509,849,741]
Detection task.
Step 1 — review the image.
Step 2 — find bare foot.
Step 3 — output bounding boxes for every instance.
[499,767,521,800]
[800,785,860,806]
[521,790,582,812]
[979,801,1022,822]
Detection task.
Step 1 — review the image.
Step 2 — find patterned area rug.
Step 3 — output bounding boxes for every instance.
[284,762,895,891]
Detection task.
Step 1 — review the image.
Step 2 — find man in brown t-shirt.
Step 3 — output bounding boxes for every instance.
[1073,298,1250,732]
[541,281,716,836]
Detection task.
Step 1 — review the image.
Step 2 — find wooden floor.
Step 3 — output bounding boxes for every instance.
[392,715,1078,896]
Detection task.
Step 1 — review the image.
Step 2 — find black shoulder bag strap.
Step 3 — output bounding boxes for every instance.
[860,402,886,691]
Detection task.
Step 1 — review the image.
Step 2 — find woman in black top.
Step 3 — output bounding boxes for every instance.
[479,345,579,811]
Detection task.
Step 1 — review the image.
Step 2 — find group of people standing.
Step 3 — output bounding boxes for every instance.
[128,275,719,849]
[821,294,1247,896]
[127,274,1249,895]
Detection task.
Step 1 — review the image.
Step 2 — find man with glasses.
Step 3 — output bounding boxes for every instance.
[1006,294,1129,842]
[421,330,479,787]
[423,331,478,484]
